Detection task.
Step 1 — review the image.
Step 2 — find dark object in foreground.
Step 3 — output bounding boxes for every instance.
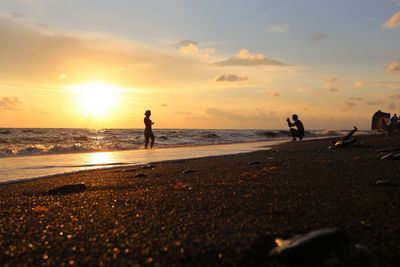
[133,173,147,178]
[46,183,86,195]
[269,228,378,267]
[248,160,262,165]
[380,153,400,160]
[330,126,358,149]
[375,180,400,187]
[182,169,196,174]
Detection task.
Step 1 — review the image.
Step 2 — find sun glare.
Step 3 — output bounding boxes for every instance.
[73,82,121,117]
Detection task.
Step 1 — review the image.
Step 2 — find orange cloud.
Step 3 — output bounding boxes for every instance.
[214,49,289,66]
[0,96,21,110]
[215,74,248,82]
[383,11,400,29]
[386,61,400,73]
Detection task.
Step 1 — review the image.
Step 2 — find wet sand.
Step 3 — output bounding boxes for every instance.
[1,134,400,266]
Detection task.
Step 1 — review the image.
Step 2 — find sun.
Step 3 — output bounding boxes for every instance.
[73,82,121,117]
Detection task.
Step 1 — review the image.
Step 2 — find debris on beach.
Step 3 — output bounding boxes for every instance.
[142,164,155,169]
[133,173,147,178]
[375,180,400,187]
[248,160,262,165]
[380,153,400,160]
[269,228,378,267]
[182,169,195,174]
[46,183,87,195]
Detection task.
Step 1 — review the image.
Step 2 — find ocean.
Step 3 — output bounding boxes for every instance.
[0,128,373,183]
[0,128,371,158]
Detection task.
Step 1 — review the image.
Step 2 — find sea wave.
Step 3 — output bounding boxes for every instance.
[0,128,374,158]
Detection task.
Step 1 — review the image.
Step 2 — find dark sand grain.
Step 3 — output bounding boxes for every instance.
[1,135,400,266]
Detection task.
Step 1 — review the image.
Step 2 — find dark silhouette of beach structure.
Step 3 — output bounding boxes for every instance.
[144,110,155,149]
[371,110,390,130]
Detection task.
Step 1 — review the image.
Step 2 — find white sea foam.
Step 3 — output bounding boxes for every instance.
[0,128,373,158]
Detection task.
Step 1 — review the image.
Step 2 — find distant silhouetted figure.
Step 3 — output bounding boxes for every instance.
[144,110,155,149]
[286,114,304,141]
[391,114,399,133]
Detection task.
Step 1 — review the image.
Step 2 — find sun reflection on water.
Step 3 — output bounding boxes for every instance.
[87,152,115,166]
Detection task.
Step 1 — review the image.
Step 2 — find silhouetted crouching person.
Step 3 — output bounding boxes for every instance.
[286,114,304,141]
[144,110,155,149]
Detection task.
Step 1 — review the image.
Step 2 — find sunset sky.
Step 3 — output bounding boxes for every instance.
[1,0,400,129]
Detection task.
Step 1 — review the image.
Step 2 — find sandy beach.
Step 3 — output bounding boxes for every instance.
[1,134,400,266]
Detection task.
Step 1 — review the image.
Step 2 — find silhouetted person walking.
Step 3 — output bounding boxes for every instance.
[144,110,155,149]
[286,114,304,141]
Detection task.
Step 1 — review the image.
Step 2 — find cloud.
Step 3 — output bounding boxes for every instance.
[214,49,289,66]
[267,24,290,33]
[176,40,215,59]
[204,108,281,125]
[391,94,400,99]
[367,100,383,106]
[160,103,168,107]
[311,32,328,44]
[268,90,280,97]
[386,61,400,73]
[0,15,215,88]
[383,11,400,29]
[175,111,192,115]
[353,80,400,89]
[388,103,397,110]
[0,96,21,110]
[321,77,339,92]
[346,102,356,109]
[215,74,248,82]
[349,97,363,101]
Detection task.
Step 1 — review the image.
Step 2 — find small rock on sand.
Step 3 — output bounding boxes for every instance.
[182,169,195,174]
[46,183,87,195]
[375,180,399,187]
[133,173,147,178]
[142,164,155,169]
[248,161,262,165]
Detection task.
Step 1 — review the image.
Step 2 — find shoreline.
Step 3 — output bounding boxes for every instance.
[1,134,399,266]
[0,136,348,185]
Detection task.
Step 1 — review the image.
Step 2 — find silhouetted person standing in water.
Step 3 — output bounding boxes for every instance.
[286,114,304,141]
[144,110,155,149]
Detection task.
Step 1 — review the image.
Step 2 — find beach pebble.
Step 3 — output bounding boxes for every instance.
[182,169,195,174]
[142,164,155,169]
[248,161,262,165]
[375,180,399,187]
[46,183,87,195]
[122,168,139,172]
[269,228,378,267]
[133,173,147,178]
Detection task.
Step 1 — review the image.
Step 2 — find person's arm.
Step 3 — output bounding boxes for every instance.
[287,118,294,127]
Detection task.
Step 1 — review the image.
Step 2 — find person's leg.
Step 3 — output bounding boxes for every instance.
[150,132,155,148]
[289,128,297,141]
[144,133,149,149]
